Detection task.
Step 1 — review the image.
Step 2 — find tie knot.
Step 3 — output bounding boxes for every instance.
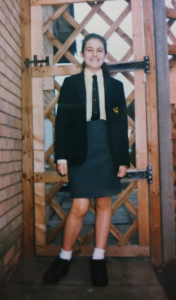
[92,75,97,80]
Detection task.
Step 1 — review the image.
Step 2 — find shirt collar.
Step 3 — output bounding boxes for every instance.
[84,68,103,81]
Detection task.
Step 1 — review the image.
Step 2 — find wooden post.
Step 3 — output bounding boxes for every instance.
[142,0,163,265]
[131,0,150,247]
[21,0,35,256]
[31,5,46,245]
[150,0,175,264]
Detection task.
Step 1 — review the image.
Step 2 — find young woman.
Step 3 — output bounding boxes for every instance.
[43,33,129,287]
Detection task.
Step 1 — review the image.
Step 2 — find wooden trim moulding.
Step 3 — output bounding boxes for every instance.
[36,245,150,257]
[21,0,35,256]
[143,0,162,265]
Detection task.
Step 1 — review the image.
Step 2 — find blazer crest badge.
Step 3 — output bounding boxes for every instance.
[113,107,119,115]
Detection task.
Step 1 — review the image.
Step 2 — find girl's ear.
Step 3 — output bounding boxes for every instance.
[80,51,84,59]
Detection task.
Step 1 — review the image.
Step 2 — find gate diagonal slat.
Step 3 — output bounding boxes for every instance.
[87,202,124,243]
[46,182,63,203]
[44,93,59,119]
[118,218,138,246]
[50,198,66,219]
[45,30,79,64]
[80,195,134,245]
[112,181,137,215]
[45,143,54,162]
[79,223,129,245]
[42,4,69,34]
[124,198,138,217]
[49,198,85,244]
[47,218,66,244]
[126,90,134,107]
[47,157,56,170]
[80,200,128,244]
[80,228,95,245]
[54,80,61,92]
[47,113,55,125]
[128,116,135,131]
[167,25,176,45]
[53,2,103,64]
[88,2,133,46]
[129,132,135,147]
[110,223,128,242]
[43,9,134,84]
[61,9,123,65]
[104,3,131,40]
[172,0,176,9]
[120,47,133,62]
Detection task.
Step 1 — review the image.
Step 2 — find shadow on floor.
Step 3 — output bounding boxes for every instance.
[153,260,176,300]
[1,257,169,300]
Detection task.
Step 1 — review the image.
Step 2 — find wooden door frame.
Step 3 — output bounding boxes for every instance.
[152,0,175,263]
[20,0,174,265]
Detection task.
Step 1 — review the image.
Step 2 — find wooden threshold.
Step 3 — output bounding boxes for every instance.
[36,245,150,257]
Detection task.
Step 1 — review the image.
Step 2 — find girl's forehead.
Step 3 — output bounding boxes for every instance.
[85,38,104,48]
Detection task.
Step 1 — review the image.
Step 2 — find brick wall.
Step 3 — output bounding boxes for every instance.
[0,0,23,285]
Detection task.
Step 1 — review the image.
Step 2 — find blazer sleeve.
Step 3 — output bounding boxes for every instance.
[118,82,130,168]
[54,78,69,163]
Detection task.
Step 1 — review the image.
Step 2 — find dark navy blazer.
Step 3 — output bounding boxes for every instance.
[54,71,130,172]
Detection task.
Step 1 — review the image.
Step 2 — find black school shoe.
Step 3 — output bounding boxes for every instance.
[90,259,108,287]
[43,257,71,284]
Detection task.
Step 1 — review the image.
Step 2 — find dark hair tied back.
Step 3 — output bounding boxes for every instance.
[81,33,110,76]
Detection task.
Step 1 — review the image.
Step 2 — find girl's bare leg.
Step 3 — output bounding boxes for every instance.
[62,198,90,251]
[95,197,112,249]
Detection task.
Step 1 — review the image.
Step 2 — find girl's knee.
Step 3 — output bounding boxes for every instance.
[95,197,112,211]
[71,198,90,218]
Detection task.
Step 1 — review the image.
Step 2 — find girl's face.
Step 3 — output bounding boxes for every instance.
[81,38,107,73]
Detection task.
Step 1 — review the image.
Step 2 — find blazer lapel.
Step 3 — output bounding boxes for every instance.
[103,73,113,113]
[76,71,86,111]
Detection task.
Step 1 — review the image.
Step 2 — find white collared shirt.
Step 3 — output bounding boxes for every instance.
[84,68,106,121]
[57,68,106,164]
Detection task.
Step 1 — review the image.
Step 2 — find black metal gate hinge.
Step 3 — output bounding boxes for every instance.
[25,55,50,68]
[124,166,153,184]
[109,56,150,74]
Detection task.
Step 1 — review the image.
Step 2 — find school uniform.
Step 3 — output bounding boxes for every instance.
[54,68,130,198]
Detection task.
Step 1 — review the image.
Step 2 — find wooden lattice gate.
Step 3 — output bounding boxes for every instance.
[23,0,161,258]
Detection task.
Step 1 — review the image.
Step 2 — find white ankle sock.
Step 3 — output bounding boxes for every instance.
[92,248,105,260]
[59,248,72,261]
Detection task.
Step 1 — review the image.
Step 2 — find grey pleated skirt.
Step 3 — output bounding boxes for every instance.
[68,120,121,198]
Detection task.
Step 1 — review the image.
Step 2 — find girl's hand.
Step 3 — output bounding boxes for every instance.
[57,163,68,176]
[117,166,127,178]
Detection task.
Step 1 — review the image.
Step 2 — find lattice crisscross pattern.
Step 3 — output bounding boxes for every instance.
[41,1,139,249]
[30,0,152,257]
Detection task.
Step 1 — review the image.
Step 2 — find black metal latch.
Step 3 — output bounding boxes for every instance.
[123,166,153,184]
[109,56,150,74]
[25,55,50,68]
